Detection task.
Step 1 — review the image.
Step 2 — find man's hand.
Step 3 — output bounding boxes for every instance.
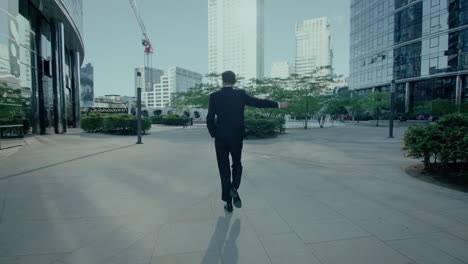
[279,102,289,109]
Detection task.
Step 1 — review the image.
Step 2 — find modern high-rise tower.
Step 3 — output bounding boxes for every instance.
[208,0,265,81]
[349,0,468,113]
[271,61,295,79]
[295,17,333,76]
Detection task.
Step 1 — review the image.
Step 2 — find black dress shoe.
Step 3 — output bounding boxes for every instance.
[224,203,233,213]
[230,188,242,208]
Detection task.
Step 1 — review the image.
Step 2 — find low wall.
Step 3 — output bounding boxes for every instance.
[351,120,430,127]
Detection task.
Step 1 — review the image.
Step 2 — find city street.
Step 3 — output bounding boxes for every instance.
[0,125,468,264]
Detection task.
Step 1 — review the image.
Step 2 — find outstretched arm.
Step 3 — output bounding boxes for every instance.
[244,91,289,109]
[206,94,216,138]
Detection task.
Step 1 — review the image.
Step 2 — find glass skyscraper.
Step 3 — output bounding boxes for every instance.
[295,17,333,76]
[349,0,468,112]
[0,0,84,134]
[208,0,264,81]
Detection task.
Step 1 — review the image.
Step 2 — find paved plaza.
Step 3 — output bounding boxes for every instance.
[0,124,468,264]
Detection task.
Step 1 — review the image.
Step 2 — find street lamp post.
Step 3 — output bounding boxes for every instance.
[137,72,143,144]
[389,80,395,138]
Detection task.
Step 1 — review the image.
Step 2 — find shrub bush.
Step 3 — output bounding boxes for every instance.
[81,114,104,132]
[151,115,164,124]
[0,117,30,133]
[162,115,184,126]
[150,115,189,126]
[403,124,441,169]
[436,114,468,165]
[432,99,457,118]
[244,113,284,138]
[403,113,468,171]
[81,114,151,135]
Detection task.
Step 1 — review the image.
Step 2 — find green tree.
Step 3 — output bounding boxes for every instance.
[361,92,390,127]
[347,93,365,122]
[431,99,457,118]
[285,66,339,129]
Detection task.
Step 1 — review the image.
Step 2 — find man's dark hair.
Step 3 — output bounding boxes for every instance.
[221,71,236,84]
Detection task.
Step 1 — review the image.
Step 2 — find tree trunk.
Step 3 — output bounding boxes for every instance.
[424,155,430,170]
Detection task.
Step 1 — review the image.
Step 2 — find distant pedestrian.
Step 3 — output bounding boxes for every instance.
[206,71,289,213]
[182,114,188,128]
[424,113,430,121]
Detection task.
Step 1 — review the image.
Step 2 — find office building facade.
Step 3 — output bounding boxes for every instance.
[134,66,164,97]
[208,0,265,81]
[271,61,295,79]
[295,17,333,76]
[349,0,468,112]
[1,0,85,134]
[143,67,202,108]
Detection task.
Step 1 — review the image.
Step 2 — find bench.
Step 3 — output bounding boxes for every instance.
[0,125,24,150]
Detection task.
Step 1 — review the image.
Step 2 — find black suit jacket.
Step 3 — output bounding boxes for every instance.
[206,87,278,139]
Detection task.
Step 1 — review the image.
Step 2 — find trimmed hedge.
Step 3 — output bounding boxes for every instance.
[0,117,30,134]
[81,114,151,135]
[151,115,188,126]
[151,115,164,124]
[403,113,468,171]
[244,113,285,138]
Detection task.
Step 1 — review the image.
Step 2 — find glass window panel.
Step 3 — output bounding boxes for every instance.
[430,36,439,47]
[430,16,440,27]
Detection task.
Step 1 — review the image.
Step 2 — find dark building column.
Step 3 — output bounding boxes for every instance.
[72,51,81,128]
[455,75,462,110]
[52,22,66,134]
[405,82,411,113]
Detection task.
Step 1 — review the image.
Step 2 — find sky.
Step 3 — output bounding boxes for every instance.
[83,0,350,97]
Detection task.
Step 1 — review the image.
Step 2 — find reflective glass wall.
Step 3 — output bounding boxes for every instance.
[0,0,38,132]
[350,0,468,112]
[0,0,83,135]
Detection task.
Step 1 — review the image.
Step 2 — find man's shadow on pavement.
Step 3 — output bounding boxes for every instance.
[201,213,241,264]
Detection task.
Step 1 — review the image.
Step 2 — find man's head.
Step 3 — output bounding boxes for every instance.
[222,71,237,86]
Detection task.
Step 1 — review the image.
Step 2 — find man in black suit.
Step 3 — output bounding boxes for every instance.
[207,71,289,212]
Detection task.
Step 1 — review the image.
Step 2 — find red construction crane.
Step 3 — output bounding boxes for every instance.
[129,0,153,55]
[129,0,154,93]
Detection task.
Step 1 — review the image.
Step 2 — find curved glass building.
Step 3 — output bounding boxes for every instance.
[0,0,84,134]
[349,0,468,113]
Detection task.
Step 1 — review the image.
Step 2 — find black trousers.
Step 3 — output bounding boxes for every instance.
[215,137,243,203]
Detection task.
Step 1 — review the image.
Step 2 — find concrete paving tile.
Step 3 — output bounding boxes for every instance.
[14,254,68,264]
[0,219,99,256]
[442,206,468,224]
[334,206,403,221]
[151,251,222,264]
[167,198,215,223]
[274,198,343,228]
[261,233,321,264]
[61,226,152,264]
[0,257,16,264]
[237,194,271,210]
[245,208,291,235]
[309,237,414,264]
[153,220,220,257]
[417,232,468,262]
[100,230,157,264]
[1,126,467,263]
[291,218,371,244]
[406,210,466,229]
[221,235,270,264]
[356,210,439,241]
[444,224,468,242]
[387,238,464,264]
